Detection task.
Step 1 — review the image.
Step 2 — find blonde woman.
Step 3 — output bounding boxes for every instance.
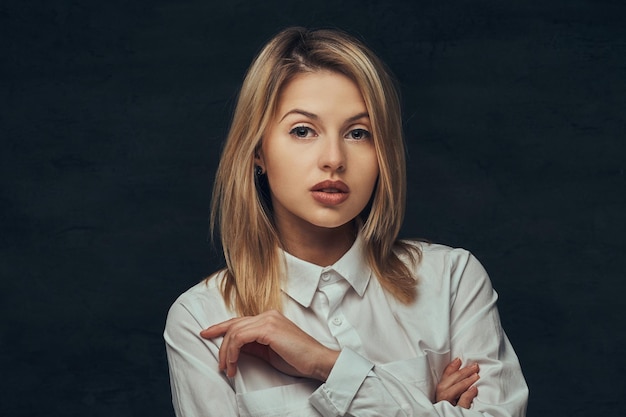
[164,27,528,417]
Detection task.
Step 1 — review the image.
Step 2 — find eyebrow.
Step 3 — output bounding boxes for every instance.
[279,109,370,124]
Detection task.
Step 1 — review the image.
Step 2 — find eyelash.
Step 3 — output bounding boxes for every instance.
[289,126,317,138]
[346,128,371,141]
[288,126,372,140]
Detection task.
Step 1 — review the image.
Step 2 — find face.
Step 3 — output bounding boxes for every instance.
[256,71,379,240]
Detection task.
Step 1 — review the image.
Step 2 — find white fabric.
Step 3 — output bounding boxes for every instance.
[164,237,528,416]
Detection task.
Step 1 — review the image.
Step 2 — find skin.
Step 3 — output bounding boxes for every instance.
[436,358,480,407]
[201,71,478,407]
[257,70,380,266]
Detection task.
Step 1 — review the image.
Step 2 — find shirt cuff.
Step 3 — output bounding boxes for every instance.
[309,347,374,416]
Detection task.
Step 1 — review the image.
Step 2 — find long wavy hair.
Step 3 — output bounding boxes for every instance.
[210,27,419,316]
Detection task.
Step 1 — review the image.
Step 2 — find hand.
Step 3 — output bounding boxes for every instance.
[435,358,480,408]
[200,310,340,380]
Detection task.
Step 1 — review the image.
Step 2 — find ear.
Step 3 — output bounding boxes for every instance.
[254,147,266,172]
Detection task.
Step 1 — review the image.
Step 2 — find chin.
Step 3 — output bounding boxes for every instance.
[308,217,356,230]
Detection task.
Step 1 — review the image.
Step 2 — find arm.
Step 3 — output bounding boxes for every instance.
[200,310,339,381]
[164,301,239,417]
[445,250,529,415]
[308,250,528,417]
[202,314,480,416]
[198,250,528,416]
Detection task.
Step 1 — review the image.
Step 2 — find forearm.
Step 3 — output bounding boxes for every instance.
[310,347,527,417]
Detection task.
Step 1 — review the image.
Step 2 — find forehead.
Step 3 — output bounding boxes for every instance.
[275,71,367,116]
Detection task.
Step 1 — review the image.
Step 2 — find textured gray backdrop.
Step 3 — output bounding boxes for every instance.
[1,1,625,416]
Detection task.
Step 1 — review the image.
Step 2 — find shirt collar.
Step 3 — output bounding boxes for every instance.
[281,234,372,307]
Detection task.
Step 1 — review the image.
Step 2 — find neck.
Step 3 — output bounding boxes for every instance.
[278,222,357,266]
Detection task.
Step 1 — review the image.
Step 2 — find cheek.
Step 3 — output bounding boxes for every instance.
[365,159,380,201]
[266,152,300,180]
[262,139,299,171]
[264,154,305,194]
[362,153,380,187]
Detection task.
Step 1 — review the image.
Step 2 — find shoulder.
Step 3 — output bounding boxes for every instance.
[400,239,475,268]
[400,240,491,288]
[165,270,236,331]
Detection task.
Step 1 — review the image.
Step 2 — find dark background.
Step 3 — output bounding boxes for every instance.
[1,1,624,416]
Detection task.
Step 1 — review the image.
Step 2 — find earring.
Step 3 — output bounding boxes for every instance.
[255,166,264,176]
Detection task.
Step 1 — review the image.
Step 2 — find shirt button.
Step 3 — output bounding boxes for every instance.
[332,317,342,326]
[321,273,330,281]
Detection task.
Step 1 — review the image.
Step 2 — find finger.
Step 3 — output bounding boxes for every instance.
[207,321,241,373]
[226,348,238,378]
[442,358,462,378]
[446,372,480,399]
[437,369,480,403]
[438,362,479,391]
[457,385,478,409]
[202,317,257,370]
[220,317,269,377]
[200,318,241,339]
[201,323,234,372]
[220,328,241,377]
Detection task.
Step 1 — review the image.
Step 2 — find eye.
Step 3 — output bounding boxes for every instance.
[346,128,371,141]
[289,126,317,139]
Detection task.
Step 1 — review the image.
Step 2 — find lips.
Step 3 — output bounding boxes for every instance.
[310,180,350,193]
[310,180,350,205]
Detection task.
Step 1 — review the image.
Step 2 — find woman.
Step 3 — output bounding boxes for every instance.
[164,27,528,416]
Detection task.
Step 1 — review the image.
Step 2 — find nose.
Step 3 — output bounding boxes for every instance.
[318,136,346,172]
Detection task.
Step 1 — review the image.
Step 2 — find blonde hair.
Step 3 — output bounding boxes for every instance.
[211,27,419,316]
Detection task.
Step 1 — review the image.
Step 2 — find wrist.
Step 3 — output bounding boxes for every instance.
[312,348,340,381]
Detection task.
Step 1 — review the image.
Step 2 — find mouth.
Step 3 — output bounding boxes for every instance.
[310,180,350,205]
[310,180,350,193]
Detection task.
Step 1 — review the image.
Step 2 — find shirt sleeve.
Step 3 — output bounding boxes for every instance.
[164,300,239,417]
[309,250,529,417]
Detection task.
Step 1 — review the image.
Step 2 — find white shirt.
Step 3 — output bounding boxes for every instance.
[164,237,528,416]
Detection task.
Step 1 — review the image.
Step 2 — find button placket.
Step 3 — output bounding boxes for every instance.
[327,310,366,355]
